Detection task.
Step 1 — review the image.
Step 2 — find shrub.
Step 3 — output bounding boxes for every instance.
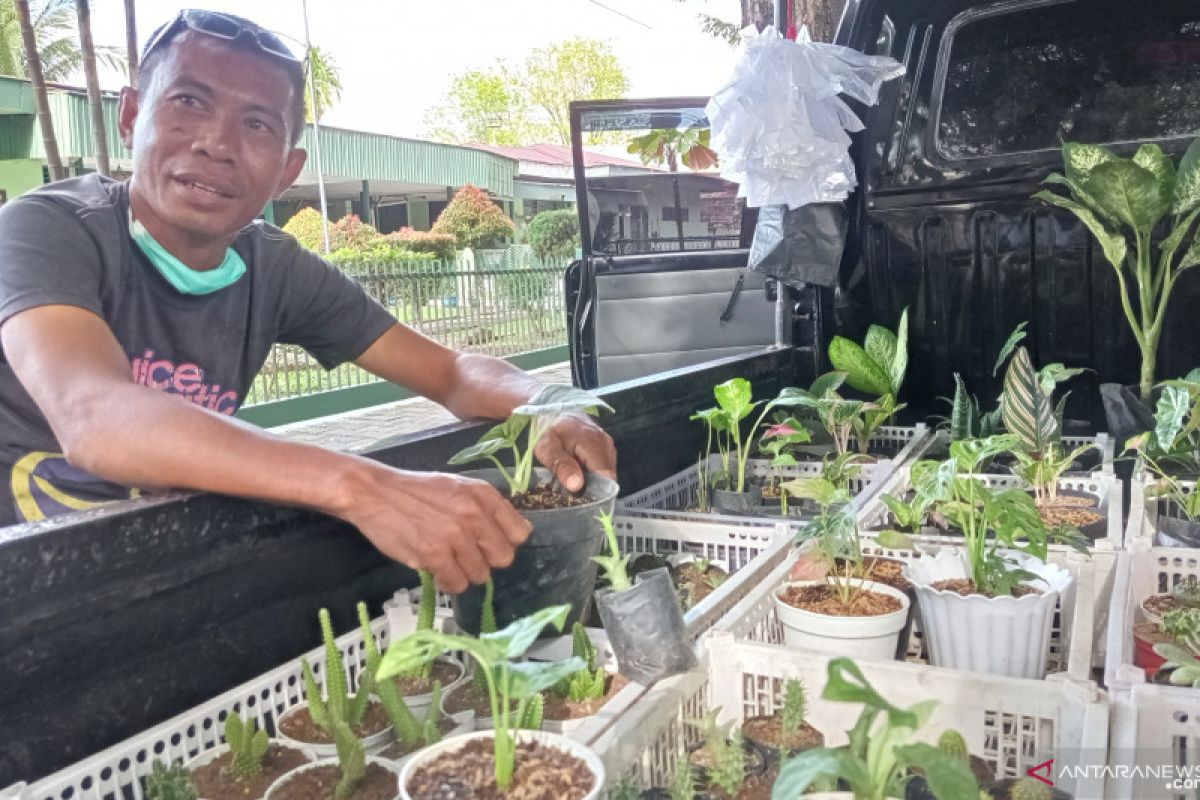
[525,208,580,261]
[432,185,516,250]
[385,227,458,261]
[280,207,327,251]
[282,208,385,252]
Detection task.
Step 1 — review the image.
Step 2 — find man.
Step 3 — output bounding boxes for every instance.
[0,10,616,594]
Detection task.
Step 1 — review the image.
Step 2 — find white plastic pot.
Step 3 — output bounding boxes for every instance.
[391,655,467,719]
[1140,594,1172,626]
[275,704,393,759]
[772,580,910,661]
[440,680,501,731]
[263,756,401,800]
[377,710,475,772]
[903,550,1073,679]
[397,730,605,800]
[184,741,314,800]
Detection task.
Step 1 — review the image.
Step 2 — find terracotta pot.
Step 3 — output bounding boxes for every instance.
[1133,622,1170,679]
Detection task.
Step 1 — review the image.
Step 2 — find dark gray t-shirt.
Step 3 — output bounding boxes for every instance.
[0,175,396,526]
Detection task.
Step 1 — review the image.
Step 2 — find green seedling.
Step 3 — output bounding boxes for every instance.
[593,511,632,592]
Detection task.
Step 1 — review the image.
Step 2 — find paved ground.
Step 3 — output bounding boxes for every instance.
[272,362,574,453]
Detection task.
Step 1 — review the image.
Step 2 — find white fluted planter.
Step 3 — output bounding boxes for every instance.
[903,550,1073,679]
[772,580,910,661]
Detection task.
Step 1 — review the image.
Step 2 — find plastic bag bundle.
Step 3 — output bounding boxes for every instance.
[706,26,905,209]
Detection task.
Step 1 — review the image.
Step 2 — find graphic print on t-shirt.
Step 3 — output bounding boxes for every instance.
[129,348,240,415]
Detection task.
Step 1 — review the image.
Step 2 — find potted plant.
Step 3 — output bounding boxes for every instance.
[385,571,467,718]
[1132,370,1200,479]
[592,511,697,684]
[691,405,735,512]
[184,714,312,800]
[758,416,813,515]
[771,658,979,800]
[899,437,1083,679]
[1139,577,1200,625]
[772,480,911,660]
[447,384,618,635]
[669,553,730,610]
[741,679,825,765]
[276,609,393,757]
[1033,137,1200,441]
[379,605,606,799]
[788,374,877,460]
[828,308,909,456]
[146,762,198,800]
[982,777,1074,800]
[542,622,628,734]
[683,708,775,797]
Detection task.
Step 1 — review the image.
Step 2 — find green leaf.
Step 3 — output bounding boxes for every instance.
[691,407,731,431]
[781,476,841,505]
[821,658,918,729]
[809,371,848,398]
[771,748,873,799]
[1182,232,1200,271]
[864,325,898,382]
[830,337,894,397]
[993,321,1028,376]
[1156,385,1191,451]
[1001,348,1057,454]
[1174,136,1200,216]
[714,377,756,421]
[447,436,509,465]
[1062,141,1118,185]
[1134,142,1177,193]
[1043,172,1119,225]
[950,373,977,440]
[483,604,572,660]
[1085,159,1173,231]
[379,629,500,681]
[1160,207,1200,268]
[1034,191,1128,270]
[890,307,909,393]
[893,744,981,799]
[507,658,587,699]
[513,384,613,417]
[875,529,915,550]
[1037,363,1088,396]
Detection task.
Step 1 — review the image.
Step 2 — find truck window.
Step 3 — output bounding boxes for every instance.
[577,104,744,257]
[935,0,1200,160]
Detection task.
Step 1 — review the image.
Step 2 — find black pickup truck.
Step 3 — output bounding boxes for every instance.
[2,0,1198,788]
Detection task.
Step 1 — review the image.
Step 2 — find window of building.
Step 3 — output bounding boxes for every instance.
[662,206,690,222]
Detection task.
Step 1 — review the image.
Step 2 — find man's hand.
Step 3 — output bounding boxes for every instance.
[533,413,618,493]
[332,462,532,594]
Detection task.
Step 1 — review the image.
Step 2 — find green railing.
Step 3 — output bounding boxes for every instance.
[243,247,570,407]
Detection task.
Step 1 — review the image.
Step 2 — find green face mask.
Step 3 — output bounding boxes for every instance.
[128,209,246,295]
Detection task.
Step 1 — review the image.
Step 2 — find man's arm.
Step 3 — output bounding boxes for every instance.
[354,322,617,491]
[1,305,531,592]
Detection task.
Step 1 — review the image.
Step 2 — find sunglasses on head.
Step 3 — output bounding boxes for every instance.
[142,9,302,66]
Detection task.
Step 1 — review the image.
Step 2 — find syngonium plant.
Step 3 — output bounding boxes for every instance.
[447,384,613,496]
[1033,137,1200,400]
[828,308,909,453]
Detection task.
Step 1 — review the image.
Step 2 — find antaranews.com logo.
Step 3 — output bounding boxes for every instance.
[1032,755,1200,798]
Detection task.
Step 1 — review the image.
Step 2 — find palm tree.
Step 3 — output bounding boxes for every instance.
[0,0,125,82]
[122,0,136,88]
[304,45,342,123]
[13,0,63,180]
[627,127,719,249]
[74,0,109,175]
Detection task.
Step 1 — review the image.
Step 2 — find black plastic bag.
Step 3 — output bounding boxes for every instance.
[595,567,696,685]
[748,202,846,289]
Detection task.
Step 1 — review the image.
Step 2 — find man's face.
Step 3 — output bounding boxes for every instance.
[120,31,306,247]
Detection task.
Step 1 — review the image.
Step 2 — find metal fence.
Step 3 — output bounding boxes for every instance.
[244,247,570,406]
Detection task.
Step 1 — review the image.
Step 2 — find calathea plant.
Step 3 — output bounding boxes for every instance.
[1033,137,1200,400]
[771,658,978,800]
[378,605,583,791]
[947,322,1028,442]
[828,308,909,453]
[448,384,613,496]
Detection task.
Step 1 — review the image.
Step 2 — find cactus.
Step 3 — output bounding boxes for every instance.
[473,579,498,693]
[937,729,970,766]
[707,728,747,796]
[301,608,373,737]
[669,761,696,800]
[572,621,597,670]
[1010,777,1052,800]
[417,570,437,631]
[358,602,422,745]
[421,681,445,746]
[780,679,807,741]
[332,719,365,800]
[520,692,545,730]
[224,713,269,779]
[145,761,197,800]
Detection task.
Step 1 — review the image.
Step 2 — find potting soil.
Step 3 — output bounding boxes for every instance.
[742,715,824,752]
[929,579,1041,599]
[377,715,459,761]
[778,584,903,616]
[543,673,629,721]
[270,762,398,800]
[509,482,592,510]
[405,738,595,799]
[277,700,390,743]
[189,744,309,800]
[391,659,463,697]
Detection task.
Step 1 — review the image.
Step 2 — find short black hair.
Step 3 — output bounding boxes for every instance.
[139,13,308,146]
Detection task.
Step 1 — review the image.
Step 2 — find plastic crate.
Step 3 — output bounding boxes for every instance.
[593,635,1109,799]
[1125,463,1197,548]
[1104,542,1200,799]
[13,516,793,800]
[925,430,1115,475]
[617,424,931,527]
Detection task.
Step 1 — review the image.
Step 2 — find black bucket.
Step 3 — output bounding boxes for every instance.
[711,488,760,516]
[452,468,618,637]
[596,567,697,685]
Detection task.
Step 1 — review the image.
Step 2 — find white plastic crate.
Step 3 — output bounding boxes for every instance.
[710,538,1095,682]
[593,635,1109,799]
[1103,541,1200,798]
[1125,463,1197,548]
[617,424,931,527]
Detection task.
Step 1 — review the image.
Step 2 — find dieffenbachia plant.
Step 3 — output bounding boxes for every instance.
[378,605,583,791]
[1033,138,1200,400]
[771,658,978,800]
[448,384,614,496]
[700,379,813,494]
[828,308,909,453]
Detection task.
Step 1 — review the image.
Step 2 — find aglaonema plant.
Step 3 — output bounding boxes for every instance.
[1033,137,1200,400]
[771,658,978,800]
[828,308,909,453]
[377,605,584,792]
[787,372,877,458]
[759,415,812,515]
[447,384,613,496]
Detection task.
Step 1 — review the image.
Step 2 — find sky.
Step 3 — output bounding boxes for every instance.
[81,0,746,140]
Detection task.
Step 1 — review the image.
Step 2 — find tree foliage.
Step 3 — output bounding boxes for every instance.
[673,0,843,46]
[0,0,124,81]
[432,185,515,250]
[425,37,629,146]
[305,44,342,123]
[525,209,580,261]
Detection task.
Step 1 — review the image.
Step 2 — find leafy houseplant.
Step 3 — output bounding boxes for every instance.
[379,605,603,796]
[1033,138,1200,401]
[771,658,978,800]
[788,373,877,458]
[759,416,814,516]
[828,308,909,453]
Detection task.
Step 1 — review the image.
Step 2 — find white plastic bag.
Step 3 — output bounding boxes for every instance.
[706,25,905,209]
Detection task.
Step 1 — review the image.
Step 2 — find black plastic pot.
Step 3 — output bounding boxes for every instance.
[1157,516,1200,548]
[596,567,696,685]
[985,777,1073,800]
[711,488,760,516]
[1101,383,1155,473]
[452,468,618,637]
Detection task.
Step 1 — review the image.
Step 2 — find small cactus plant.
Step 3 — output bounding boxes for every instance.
[1175,580,1200,608]
[520,691,545,730]
[145,761,197,800]
[300,608,374,737]
[472,578,498,693]
[780,679,808,741]
[358,602,424,746]
[1010,776,1052,800]
[937,729,970,766]
[669,761,696,800]
[687,708,745,796]
[224,713,269,779]
[556,622,607,702]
